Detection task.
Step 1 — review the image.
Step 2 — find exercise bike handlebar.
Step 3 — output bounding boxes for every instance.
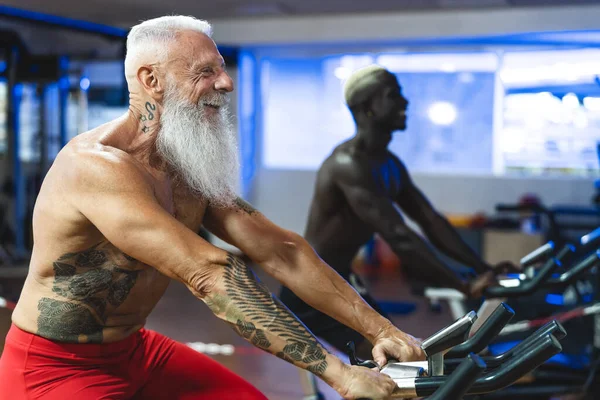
[519,227,599,267]
[408,334,562,397]
[358,356,486,400]
[484,257,561,298]
[425,353,486,400]
[352,311,479,370]
[472,334,561,392]
[446,303,515,359]
[581,227,600,247]
[546,250,600,287]
[430,320,566,376]
[443,320,566,370]
[479,320,566,368]
[520,241,555,267]
[421,311,477,356]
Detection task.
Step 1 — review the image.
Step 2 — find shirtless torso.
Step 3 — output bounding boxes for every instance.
[12,121,204,344]
[280,68,508,355]
[1,21,424,400]
[304,142,406,278]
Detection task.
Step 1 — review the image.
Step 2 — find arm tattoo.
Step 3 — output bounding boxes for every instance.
[37,244,140,343]
[206,254,328,376]
[234,197,258,216]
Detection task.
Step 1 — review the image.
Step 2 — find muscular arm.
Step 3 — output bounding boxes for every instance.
[68,149,349,387]
[204,199,395,346]
[334,160,469,293]
[396,168,491,275]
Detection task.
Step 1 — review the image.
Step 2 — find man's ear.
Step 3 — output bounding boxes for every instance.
[137,65,165,100]
[362,98,376,117]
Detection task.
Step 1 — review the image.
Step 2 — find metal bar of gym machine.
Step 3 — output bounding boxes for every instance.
[6,45,26,256]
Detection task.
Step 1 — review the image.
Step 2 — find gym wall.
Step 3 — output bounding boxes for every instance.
[210,5,600,235]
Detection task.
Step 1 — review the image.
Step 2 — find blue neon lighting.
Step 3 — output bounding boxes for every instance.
[545,294,564,306]
[238,51,258,198]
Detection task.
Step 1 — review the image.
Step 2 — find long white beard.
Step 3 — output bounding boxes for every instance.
[156,86,239,206]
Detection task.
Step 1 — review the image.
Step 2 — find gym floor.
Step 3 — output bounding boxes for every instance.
[145,265,453,400]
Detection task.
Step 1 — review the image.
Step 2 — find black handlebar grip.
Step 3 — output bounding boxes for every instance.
[426,353,486,400]
[413,334,562,397]
[421,311,477,356]
[446,303,515,359]
[555,250,600,285]
[485,257,561,298]
[346,341,379,369]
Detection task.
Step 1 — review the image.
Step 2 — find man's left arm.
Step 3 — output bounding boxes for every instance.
[396,172,494,275]
[203,198,424,365]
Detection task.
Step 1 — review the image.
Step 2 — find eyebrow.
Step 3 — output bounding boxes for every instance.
[189,58,226,71]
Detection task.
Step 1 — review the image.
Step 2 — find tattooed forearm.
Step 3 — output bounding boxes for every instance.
[234,197,258,216]
[205,254,328,376]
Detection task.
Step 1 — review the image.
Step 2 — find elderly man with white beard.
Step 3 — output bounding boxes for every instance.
[0,16,424,400]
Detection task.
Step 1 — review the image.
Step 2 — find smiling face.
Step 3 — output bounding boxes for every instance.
[155,30,239,205]
[166,31,233,115]
[368,74,409,131]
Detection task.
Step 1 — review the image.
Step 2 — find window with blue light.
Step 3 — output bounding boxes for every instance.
[258,48,600,177]
[261,57,344,170]
[82,61,128,133]
[498,49,600,177]
[388,71,495,174]
[261,52,498,174]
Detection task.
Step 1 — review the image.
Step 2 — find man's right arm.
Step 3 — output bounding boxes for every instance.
[66,149,395,398]
[335,161,469,293]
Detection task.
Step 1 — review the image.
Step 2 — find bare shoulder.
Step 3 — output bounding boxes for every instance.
[55,139,151,195]
[323,145,370,186]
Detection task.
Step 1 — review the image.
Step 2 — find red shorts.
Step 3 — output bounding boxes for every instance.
[0,324,267,400]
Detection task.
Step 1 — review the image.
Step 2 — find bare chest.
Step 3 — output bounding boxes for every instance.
[153,182,207,233]
[370,158,404,198]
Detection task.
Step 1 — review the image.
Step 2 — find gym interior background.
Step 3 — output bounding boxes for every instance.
[1,1,600,399]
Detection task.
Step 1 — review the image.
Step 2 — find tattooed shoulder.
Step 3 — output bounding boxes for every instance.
[234,197,258,216]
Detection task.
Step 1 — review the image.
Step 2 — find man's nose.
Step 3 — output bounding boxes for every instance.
[215,71,234,93]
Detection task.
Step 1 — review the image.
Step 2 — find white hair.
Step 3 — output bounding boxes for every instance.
[125,16,213,77]
[343,64,390,107]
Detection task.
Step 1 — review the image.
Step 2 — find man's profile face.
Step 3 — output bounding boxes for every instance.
[370,75,409,131]
[167,31,233,115]
[155,31,239,205]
